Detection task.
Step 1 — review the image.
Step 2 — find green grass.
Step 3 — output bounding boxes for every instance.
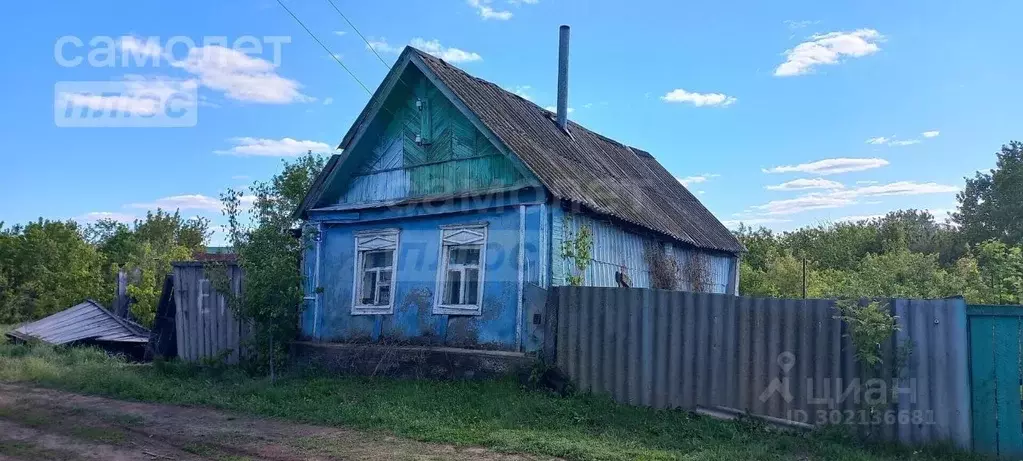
[0,343,986,461]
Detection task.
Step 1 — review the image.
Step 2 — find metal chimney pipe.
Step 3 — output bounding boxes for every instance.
[556,25,570,130]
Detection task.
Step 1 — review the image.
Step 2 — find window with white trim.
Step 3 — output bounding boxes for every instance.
[435,225,487,315]
[352,229,399,314]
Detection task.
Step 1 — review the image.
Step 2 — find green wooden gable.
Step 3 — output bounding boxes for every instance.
[329,65,534,208]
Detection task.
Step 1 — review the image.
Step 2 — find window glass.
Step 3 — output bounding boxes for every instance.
[353,231,399,313]
[449,247,480,265]
[366,251,392,269]
[465,268,479,305]
[361,271,376,305]
[436,227,486,313]
[445,270,462,304]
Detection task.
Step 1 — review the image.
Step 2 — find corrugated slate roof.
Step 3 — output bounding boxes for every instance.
[410,49,742,253]
[7,300,150,345]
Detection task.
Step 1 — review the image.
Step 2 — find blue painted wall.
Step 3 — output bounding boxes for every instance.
[303,198,546,352]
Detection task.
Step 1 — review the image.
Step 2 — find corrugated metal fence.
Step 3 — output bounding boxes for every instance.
[172,262,249,364]
[550,286,971,448]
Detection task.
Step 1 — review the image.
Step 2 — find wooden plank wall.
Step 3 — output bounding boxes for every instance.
[172,263,248,364]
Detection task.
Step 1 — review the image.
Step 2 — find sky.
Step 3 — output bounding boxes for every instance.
[1,0,1021,244]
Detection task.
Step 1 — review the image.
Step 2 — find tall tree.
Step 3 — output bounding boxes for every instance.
[0,220,103,323]
[216,153,326,375]
[86,210,210,325]
[954,141,1023,246]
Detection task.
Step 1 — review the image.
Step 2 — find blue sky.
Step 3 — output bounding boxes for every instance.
[2,0,1021,243]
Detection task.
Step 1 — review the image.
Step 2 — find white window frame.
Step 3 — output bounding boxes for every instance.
[352,229,400,315]
[434,224,488,315]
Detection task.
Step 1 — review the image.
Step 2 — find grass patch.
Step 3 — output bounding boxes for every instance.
[0,440,77,460]
[69,426,126,444]
[0,342,986,461]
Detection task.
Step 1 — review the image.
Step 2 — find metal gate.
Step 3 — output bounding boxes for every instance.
[969,305,1023,457]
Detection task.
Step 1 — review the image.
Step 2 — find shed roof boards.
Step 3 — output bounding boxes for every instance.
[6,300,150,345]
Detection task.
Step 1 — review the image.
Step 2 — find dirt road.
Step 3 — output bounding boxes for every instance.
[0,384,551,461]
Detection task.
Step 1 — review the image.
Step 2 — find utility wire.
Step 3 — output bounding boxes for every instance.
[275,0,373,95]
[323,0,392,70]
[321,0,418,97]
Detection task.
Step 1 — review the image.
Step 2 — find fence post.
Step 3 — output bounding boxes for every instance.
[543,287,560,364]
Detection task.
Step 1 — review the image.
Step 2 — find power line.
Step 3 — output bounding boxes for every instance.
[323,0,392,70]
[275,0,373,95]
[320,0,417,96]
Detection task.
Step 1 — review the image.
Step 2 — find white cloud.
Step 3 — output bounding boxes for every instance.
[507,85,533,101]
[869,135,931,147]
[128,194,224,212]
[367,38,402,54]
[839,181,958,197]
[856,180,878,185]
[58,76,199,116]
[839,206,954,223]
[544,105,575,114]
[774,29,883,77]
[753,194,857,215]
[783,20,819,30]
[322,97,333,105]
[410,38,482,63]
[835,214,884,223]
[119,36,163,59]
[676,174,720,186]
[171,45,311,104]
[215,137,331,157]
[751,181,959,216]
[922,130,940,138]
[763,158,889,175]
[467,0,513,20]
[76,211,136,223]
[766,178,845,191]
[721,218,792,228]
[661,89,737,107]
[333,31,347,37]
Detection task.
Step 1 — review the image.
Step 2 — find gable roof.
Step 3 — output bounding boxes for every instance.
[300,47,742,254]
[6,300,150,345]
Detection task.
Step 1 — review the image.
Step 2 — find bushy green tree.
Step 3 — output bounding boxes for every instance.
[954,141,1023,246]
[215,153,326,376]
[972,239,1023,304]
[86,210,209,325]
[0,220,103,323]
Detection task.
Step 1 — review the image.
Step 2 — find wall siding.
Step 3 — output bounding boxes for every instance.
[551,210,736,293]
[338,69,526,207]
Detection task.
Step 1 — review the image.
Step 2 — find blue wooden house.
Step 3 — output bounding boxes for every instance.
[294,28,743,356]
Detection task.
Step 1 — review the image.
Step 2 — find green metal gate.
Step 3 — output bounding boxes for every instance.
[969,305,1023,457]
